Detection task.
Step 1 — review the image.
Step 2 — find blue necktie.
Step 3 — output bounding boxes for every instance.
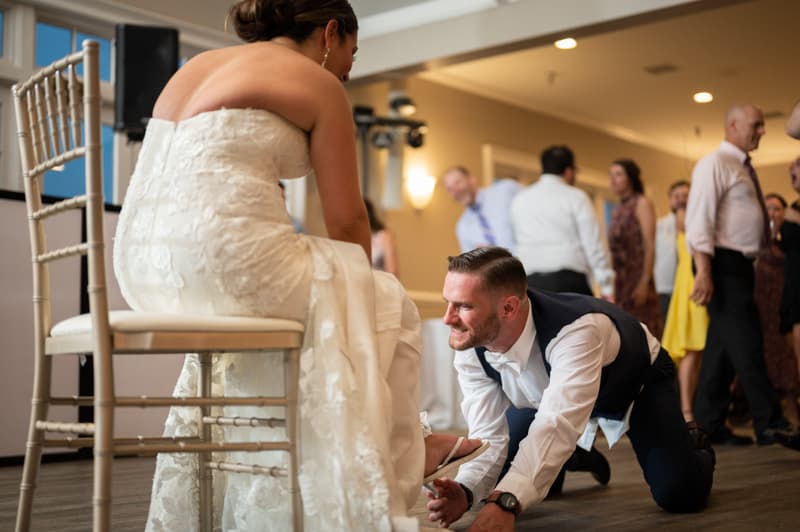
[470,203,496,245]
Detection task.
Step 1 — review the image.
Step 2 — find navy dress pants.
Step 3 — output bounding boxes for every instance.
[501,349,714,512]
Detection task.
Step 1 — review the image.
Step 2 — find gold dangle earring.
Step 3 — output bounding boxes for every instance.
[321,47,330,68]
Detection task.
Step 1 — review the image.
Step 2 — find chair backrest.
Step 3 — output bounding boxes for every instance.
[12,40,111,358]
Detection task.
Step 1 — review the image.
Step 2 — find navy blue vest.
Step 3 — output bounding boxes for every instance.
[476,288,652,420]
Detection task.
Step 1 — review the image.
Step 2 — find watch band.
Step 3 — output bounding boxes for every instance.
[483,491,521,517]
[458,482,474,509]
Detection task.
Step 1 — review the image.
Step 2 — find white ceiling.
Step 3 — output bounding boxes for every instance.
[83,0,798,165]
[418,0,800,165]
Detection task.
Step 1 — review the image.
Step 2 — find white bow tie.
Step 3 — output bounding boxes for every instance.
[483,351,522,376]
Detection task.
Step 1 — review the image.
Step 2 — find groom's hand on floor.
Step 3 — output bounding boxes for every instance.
[426,478,468,528]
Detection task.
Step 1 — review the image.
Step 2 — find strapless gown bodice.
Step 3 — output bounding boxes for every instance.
[114,109,314,319]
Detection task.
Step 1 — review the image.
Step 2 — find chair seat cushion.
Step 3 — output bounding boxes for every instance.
[50,310,304,337]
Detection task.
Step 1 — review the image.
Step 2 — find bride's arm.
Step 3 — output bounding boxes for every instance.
[175,48,372,258]
[307,75,371,258]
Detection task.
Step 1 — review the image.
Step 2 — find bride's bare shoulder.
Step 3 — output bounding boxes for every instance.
[154,42,343,129]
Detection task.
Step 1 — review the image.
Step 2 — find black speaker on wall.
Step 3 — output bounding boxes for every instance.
[114,24,179,141]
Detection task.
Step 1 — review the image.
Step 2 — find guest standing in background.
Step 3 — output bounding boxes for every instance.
[755,193,800,426]
[685,103,799,449]
[662,205,708,423]
[654,180,690,322]
[781,158,800,397]
[365,198,399,275]
[442,165,521,253]
[608,158,663,339]
[511,145,615,299]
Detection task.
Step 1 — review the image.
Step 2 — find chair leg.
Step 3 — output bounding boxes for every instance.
[93,404,113,531]
[15,355,53,532]
[286,348,303,532]
[94,351,115,532]
[15,403,49,529]
[199,353,213,532]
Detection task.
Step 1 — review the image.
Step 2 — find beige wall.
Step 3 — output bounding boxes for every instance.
[760,160,798,204]
[339,77,695,298]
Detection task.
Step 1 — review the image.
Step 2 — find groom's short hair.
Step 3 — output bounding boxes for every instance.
[447,247,527,297]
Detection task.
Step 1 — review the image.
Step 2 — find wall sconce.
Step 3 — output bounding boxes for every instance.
[405,166,436,211]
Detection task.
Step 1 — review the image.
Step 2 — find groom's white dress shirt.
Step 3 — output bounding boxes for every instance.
[453,300,659,510]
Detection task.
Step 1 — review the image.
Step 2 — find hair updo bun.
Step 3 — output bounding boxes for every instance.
[228,0,294,42]
[227,0,358,44]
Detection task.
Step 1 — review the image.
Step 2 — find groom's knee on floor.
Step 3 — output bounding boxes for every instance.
[646,449,712,513]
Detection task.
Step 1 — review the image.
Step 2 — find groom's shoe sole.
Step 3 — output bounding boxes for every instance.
[565,446,610,485]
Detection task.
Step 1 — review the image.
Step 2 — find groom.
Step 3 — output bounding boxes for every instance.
[427,247,715,530]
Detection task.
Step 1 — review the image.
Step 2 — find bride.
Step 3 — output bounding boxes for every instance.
[113,1,482,530]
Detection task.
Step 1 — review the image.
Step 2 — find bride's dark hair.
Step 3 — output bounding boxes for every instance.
[228,0,358,43]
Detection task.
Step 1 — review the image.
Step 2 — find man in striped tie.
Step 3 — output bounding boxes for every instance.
[442,166,521,253]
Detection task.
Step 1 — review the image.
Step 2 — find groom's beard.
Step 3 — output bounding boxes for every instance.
[448,312,501,351]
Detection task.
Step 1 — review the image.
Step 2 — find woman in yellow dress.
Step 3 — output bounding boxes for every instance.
[662,206,709,422]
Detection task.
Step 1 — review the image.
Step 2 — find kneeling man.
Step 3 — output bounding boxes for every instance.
[428,247,714,530]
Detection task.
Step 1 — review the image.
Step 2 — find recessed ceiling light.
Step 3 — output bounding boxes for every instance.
[693,91,713,103]
[554,38,577,50]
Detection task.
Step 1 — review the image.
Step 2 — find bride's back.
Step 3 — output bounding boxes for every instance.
[152,41,330,132]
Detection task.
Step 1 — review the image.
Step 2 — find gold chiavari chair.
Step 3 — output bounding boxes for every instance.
[13,39,304,532]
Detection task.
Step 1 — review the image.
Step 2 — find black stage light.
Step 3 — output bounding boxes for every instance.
[389,94,417,117]
[371,130,394,149]
[406,128,424,148]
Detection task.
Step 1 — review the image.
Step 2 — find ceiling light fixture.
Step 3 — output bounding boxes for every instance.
[554,38,577,50]
[693,91,713,104]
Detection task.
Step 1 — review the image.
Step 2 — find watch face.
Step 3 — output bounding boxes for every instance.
[499,492,519,511]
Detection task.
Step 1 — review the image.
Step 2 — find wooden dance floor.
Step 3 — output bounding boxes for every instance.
[1,435,799,530]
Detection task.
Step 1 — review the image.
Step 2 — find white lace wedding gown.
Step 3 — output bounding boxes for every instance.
[113,108,424,531]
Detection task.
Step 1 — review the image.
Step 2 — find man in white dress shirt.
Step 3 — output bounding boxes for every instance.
[654,180,689,319]
[686,103,800,448]
[510,145,614,298]
[426,247,715,530]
